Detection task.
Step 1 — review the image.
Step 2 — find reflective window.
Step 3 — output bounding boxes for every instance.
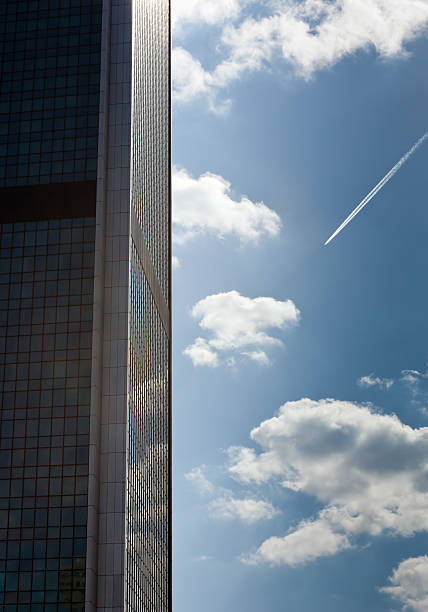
[127,0,170,608]
[0,0,102,188]
[0,216,95,609]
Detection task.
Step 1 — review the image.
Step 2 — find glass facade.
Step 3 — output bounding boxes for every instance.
[127,0,171,609]
[127,244,169,610]
[0,0,102,188]
[0,0,171,609]
[0,217,95,610]
[131,0,170,301]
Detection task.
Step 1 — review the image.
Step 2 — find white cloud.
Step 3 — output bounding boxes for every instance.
[402,370,422,386]
[228,398,428,565]
[242,350,271,366]
[402,366,428,389]
[209,496,279,524]
[186,463,279,525]
[381,556,428,611]
[173,1,428,106]
[172,255,181,269]
[185,465,215,495]
[358,374,394,390]
[184,291,300,367]
[401,366,428,415]
[220,0,428,79]
[172,167,281,244]
[172,0,242,31]
[172,48,214,105]
[243,516,350,566]
[183,337,220,368]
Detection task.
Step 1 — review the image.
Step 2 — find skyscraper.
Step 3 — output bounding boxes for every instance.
[0,0,171,610]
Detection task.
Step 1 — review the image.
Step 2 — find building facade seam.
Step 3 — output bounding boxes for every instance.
[130,206,170,339]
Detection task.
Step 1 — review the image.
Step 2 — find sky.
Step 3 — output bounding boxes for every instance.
[170,2,428,610]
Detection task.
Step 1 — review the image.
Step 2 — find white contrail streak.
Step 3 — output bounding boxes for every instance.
[325,131,428,245]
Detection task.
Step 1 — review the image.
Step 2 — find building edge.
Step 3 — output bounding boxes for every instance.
[85,0,171,609]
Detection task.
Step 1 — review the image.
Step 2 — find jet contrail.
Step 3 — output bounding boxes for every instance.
[325,131,428,246]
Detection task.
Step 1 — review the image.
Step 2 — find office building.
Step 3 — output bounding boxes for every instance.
[0,0,171,609]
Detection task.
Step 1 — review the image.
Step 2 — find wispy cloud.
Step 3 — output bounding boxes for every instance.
[354,362,428,411]
[194,555,214,562]
[401,366,428,389]
[228,398,428,566]
[186,464,279,525]
[381,556,428,611]
[185,465,215,495]
[184,291,300,367]
[358,374,394,390]
[172,167,281,245]
[209,496,279,525]
[173,1,428,108]
[401,365,428,415]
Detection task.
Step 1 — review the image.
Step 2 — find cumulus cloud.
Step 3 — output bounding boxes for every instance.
[183,337,220,368]
[209,496,279,524]
[185,465,215,495]
[228,398,428,566]
[172,0,242,31]
[172,167,281,244]
[184,291,300,367]
[358,374,394,390]
[243,516,351,566]
[172,1,428,106]
[172,48,214,104]
[381,556,428,611]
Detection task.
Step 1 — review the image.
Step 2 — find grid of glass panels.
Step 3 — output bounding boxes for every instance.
[126,243,169,611]
[128,0,170,608]
[0,0,102,188]
[131,0,170,302]
[0,216,95,610]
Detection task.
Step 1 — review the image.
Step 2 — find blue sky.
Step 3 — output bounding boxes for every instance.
[171,2,428,610]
